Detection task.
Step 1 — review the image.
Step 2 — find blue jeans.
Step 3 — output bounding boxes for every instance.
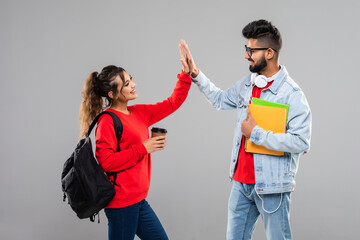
[104,199,168,240]
[227,181,292,240]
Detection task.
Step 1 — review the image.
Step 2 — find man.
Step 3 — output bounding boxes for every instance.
[180,19,311,240]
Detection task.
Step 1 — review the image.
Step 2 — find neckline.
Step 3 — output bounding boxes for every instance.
[108,108,131,115]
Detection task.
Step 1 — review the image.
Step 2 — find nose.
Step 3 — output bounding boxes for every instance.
[244,51,250,59]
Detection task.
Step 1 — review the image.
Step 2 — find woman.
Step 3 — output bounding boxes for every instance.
[78,43,191,240]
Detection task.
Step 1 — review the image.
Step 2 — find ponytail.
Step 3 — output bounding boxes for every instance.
[79,72,104,139]
[78,65,125,139]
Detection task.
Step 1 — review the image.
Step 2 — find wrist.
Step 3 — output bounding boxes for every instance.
[248,126,256,138]
[181,70,191,76]
[191,68,199,78]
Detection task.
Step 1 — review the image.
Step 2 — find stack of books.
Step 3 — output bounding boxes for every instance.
[245,98,289,156]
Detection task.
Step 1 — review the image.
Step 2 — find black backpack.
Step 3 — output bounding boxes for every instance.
[61,111,123,222]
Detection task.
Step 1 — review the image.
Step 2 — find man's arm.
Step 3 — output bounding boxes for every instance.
[243,89,311,154]
[192,71,240,110]
[180,40,240,110]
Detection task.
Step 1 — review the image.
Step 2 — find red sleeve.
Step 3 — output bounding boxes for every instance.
[139,71,191,126]
[95,114,148,172]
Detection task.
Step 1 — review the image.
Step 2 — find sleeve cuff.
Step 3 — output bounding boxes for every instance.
[191,70,205,83]
[138,143,148,159]
[249,125,263,144]
[191,70,201,80]
[178,71,191,83]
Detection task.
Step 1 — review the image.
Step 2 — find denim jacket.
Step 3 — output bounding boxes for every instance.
[192,66,312,194]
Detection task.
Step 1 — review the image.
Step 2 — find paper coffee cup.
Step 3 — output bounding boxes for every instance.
[151,127,167,138]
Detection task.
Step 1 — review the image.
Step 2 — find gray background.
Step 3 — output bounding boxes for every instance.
[1,0,359,239]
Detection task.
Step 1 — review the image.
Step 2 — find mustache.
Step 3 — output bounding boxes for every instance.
[248,58,254,62]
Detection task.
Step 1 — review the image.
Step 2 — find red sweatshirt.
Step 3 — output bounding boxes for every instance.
[233,81,273,184]
[95,71,191,208]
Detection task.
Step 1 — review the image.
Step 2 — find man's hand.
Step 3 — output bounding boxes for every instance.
[241,108,257,138]
[180,39,199,78]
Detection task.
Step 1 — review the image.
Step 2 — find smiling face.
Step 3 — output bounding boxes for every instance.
[244,38,268,74]
[111,71,138,102]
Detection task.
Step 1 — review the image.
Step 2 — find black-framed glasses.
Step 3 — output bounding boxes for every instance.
[244,45,278,57]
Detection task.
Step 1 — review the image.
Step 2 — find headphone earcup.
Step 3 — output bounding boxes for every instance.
[251,73,257,85]
[254,75,268,88]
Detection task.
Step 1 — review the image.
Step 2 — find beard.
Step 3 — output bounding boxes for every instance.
[249,55,267,73]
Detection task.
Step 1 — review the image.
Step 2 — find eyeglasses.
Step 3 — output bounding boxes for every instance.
[244,45,278,57]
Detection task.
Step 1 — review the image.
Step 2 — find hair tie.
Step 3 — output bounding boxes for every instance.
[92,72,101,95]
[92,72,99,83]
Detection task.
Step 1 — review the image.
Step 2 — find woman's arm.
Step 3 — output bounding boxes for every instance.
[95,115,148,172]
[136,43,192,126]
[138,71,191,127]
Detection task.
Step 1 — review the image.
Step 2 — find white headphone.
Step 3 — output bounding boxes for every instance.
[251,73,273,88]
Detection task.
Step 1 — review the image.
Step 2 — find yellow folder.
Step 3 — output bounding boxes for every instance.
[245,104,287,156]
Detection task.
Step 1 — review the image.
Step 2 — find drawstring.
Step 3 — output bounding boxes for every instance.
[254,186,283,214]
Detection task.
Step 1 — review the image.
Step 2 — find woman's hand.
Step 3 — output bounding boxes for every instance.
[143,136,167,153]
[179,42,190,73]
[180,39,199,78]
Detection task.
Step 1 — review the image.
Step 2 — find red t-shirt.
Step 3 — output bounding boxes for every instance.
[95,71,191,208]
[233,81,273,184]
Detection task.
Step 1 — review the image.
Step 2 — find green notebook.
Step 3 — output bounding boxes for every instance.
[252,98,289,121]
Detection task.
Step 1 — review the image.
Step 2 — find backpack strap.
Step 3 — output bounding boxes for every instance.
[84,111,124,223]
[87,111,124,187]
[87,111,123,152]
[90,212,100,223]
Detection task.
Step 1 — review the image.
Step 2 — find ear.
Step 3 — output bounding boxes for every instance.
[265,48,275,60]
[108,91,114,99]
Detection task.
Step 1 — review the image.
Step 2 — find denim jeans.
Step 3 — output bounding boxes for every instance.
[227,181,292,240]
[104,199,168,240]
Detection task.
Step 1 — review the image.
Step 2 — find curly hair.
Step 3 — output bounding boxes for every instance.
[79,65,125,138]
[242,19,282,52]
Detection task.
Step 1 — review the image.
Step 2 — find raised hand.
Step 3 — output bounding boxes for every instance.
[180,39,199,78]
[143,136,167,153]
[179,43,190,74]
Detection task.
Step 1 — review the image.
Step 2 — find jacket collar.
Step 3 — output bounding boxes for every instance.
[244,65,288,95]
